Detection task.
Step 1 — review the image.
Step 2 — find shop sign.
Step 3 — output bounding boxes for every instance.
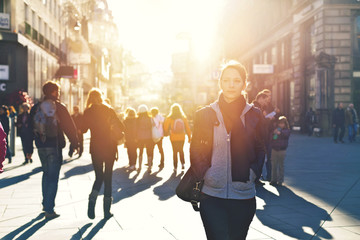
[0,65,9,80]
[0,83,6,91]
[0,13,10,29]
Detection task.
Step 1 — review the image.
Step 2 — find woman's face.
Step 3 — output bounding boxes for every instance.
[220,68,245,103]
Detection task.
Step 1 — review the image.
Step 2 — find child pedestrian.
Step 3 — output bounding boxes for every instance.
[270,116,291,186]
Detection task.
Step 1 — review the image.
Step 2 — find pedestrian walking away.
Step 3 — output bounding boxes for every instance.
[69,106,84,158]
[124,107,138,171]
[30,81,79,220]
[150,107,165,169]
[270,116,290,186]
[0,105,12,164]
[136,104,155,172]
[16,103,34,164]
[82,88,125,219]
[164,103,191,172]
[0,122,6,173]
[345,103,358,142]
[332,102,345,143]
[189,60,265,240]
[305,107,316,136]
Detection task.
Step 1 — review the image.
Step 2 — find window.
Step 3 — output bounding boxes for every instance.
[32,10,36,27]
[42,0,47,5]
[271,46,277,65]
[305,21,316,59]
[280,42,285,67]
[354,15,360,70]
[38,17,41,32]
[25,4,29,21]
[264,51,268,64]
[44,23,47,38]
[0,0,4,12]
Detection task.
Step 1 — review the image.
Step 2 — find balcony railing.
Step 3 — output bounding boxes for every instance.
[39,34,44,45]
[32,29,38,41]
[25,22,31,36]
[44,39,49,49]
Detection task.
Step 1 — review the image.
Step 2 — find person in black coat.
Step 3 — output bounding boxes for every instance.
[82,88,125,219]
[332,103,345,143]
[0,105,12,163]
[16,103,34,164]
[124,107,138,170]
[69,106,84,157]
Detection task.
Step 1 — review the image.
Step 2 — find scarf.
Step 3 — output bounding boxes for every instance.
[219,94,251,182]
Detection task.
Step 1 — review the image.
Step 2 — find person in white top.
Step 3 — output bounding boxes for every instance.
[150,107,165,168]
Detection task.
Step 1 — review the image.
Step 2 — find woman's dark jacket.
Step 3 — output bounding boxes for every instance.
[82,104,125,161]
[190,105,266,181]
[124,117,137,142]
[16,113,33,137]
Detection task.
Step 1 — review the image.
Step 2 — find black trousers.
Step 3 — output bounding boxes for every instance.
[170,140,184,168]
[333,125,345,142]
[154,138,165,166]
[126,141,138,166]
[200,195,256,240]
[91,156,115,197]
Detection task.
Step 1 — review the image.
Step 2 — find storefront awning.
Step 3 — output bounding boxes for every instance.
[54,66,74,79]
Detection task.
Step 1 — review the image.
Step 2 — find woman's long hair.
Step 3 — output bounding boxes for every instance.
[86,88,104,109]
[167,103,186,119]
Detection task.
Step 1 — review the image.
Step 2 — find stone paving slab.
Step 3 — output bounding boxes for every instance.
[0,134,360,239]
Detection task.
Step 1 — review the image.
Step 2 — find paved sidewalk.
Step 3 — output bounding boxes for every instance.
[0,134,359,239]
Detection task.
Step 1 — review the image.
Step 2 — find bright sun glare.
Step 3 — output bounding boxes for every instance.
[107,0,223,72]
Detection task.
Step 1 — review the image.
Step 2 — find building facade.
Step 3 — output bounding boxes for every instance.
[221,0,360,134]
[0,0,61,104]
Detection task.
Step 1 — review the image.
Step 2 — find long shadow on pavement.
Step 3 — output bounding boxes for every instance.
[82,219,109,240]
[0,167,42,189]
[112,167,162,204]
[153,171,184,201]
[256,185,332,240]
[69,223,93,240]
[61,163,93,180]
[1,213,47,240]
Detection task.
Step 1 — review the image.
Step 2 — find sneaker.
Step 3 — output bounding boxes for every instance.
[45,211,60,220]
[30,159,33,163]
[158,164,164,169]
[181,164,185,170]
[129,165,136,171]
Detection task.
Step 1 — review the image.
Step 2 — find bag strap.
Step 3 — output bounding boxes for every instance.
[191,181,202,211]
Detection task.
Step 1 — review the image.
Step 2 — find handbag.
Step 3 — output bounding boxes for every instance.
[175,167,203,211]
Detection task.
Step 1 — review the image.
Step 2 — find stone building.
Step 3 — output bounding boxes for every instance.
[221,0,360,134]
[0,0,62,103]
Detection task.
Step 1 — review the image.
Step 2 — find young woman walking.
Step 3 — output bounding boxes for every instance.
[82,88,125,219]
[190,61,265,240]
[164,103,191,171]
[16,103,34,164]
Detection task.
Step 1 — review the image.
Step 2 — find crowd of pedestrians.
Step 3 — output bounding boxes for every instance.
[0,60,358,239]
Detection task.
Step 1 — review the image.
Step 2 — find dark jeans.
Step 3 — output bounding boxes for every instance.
[126,141,138,166]
[348,124,358,142]
[333,125,345,142]
[265,144,272,180]
[38,147,62,213]
[154,138,165,166]
[200,195,256,240]
[5,136,11,160]
[91,156,115,197]
[171,140,184,169]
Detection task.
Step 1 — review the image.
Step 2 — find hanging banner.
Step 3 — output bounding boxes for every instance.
[0,13,10,29]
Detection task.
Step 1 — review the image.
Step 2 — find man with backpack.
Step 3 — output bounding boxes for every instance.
[31,81,79,220]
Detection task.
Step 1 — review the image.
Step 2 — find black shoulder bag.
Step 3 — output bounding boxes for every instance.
[175,106,219,211]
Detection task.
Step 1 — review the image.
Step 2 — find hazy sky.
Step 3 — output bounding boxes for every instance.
[107,0,223,72]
